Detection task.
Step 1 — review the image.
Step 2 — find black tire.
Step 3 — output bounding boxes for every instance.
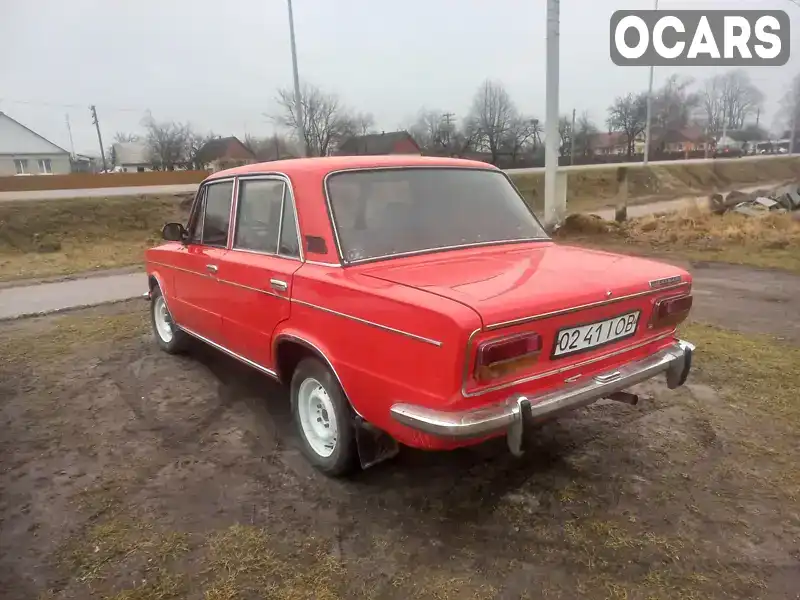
[150,286,189,354]
[290,357,358,477]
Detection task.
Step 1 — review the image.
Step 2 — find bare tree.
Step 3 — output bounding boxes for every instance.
[351,112,376,136]
[467,80,517,164]
[702,70,764,136]
[113,132,141,143]
[244,133,300,161]
[186,131,220,169]
[652,75,700,133]
[574,111,598,157]
[607,93,648,158]
[273,83,355,157]
[408,109,448,152]
[779,72,800,143]
[558,115,572,157]
[500,116,539,163]
[142,117,191,169]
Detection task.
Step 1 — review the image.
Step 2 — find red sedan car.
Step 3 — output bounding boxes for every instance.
[146,156,694,476]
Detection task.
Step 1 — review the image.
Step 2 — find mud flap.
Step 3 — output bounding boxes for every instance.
[507,398,532,457]
[354,417,399,470]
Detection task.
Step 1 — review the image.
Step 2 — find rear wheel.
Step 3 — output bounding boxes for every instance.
[291,358,357,477]
[150,286,188,354]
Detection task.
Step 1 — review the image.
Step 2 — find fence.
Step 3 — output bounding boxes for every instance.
[0,170,209,193]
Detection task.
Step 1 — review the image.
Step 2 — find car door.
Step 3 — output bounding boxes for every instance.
[169,178,234,342]
[217,176,303,369]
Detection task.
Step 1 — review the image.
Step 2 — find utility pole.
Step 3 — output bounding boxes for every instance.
[791,105,797,155]
[65,114,76,159]
[90,105,107,172]
[543,0,561,229]
[570,108,576,165]
[644,0,659,165]
[756,107,761,128]
[287,0,307,157]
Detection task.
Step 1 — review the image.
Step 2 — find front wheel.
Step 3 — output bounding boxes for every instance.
[291,358,357,477]
[150,286,188,354]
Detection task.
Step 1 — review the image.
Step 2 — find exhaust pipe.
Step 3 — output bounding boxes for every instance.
[607,391,639,406]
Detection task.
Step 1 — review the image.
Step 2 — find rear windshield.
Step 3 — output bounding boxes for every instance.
[326,168,548,263]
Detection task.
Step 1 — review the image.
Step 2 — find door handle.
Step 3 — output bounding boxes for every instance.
[206,264,218,274]
[270,278,288,292]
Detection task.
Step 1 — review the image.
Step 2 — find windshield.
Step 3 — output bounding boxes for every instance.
[326,168,548,263]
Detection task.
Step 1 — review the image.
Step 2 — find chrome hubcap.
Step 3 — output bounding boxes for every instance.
[297,377,338,458]
[153,296,174,343]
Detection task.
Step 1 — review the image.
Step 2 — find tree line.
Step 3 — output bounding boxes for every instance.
[112,67,797,169]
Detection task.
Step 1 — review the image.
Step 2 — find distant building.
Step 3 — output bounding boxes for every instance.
[196,136,256,171]
[337,131,421,156]
[657,127,713,154]
[111,142,153,172]
[0,112,71,176]
[588,132,629,155]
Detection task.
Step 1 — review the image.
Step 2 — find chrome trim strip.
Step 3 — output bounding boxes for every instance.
[178,325,279,380]
[484,282,691,331]
[217,277,288,299]
[148,261,213,279]
[344,238,549,267]
[391,340,692,438]
[462,329,676,398]
[291,298,443,347]
[304,259,342,267]
[227,246,302,262]
[322,166,550,266]
[649,275,682,289]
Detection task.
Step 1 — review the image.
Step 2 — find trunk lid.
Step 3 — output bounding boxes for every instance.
[361,242,686,327]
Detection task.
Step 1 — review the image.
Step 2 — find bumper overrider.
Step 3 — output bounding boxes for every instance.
[390,340,694,455]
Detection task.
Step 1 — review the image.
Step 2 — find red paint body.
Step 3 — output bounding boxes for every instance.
[146,156,692,450]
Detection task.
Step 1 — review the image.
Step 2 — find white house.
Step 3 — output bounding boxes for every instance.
[111,142,153,172]
[0,112,71,176]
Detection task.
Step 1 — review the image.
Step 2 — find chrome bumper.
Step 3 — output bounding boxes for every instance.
[390,340,694,450]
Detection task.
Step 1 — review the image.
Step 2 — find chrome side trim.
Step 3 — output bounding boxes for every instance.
[342,238,548,267]
[148,261,213,279]
[462,329,676,398]
[484,282,691,331]
[227,246,302,262]
[178,325,279,380]
[304,259,342,267]
[216,277,288,299]
[650,275,682,289]
[392,340,693,438]
[322,166,550,266]
[291,298,443,347]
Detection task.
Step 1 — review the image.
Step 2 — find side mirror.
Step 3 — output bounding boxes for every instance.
[162,222,187,242]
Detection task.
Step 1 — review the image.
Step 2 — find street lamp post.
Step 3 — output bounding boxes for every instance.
[643,0,659,165]
[287,0,308,157]
[543,0,561,229]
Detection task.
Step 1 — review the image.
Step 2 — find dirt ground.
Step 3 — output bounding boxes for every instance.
[1,263,799,599]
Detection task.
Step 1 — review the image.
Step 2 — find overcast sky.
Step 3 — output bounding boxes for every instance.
[2,0,799,156]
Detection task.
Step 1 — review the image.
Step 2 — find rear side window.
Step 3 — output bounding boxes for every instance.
[234,179,284,253]
[201,181,234,247]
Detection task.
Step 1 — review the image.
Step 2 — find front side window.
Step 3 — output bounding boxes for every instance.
[326,168,548,263]
[14,159,28,174]
[234,179,284,253]
[200,181,234,247]
[38,158,52,174]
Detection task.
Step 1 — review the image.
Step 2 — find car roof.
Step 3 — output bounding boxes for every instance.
[205,154,497,181]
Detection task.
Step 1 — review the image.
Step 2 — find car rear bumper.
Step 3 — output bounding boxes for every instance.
[390,339,694,451]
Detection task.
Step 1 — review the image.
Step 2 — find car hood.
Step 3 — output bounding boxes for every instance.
[360,242,688,327]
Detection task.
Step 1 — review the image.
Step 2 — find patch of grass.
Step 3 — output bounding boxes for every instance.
[0,194,190,281]
[0,308,148,364]
[556,206,800,273]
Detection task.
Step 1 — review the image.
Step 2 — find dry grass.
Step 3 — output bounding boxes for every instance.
[556,205,800,272]
[0,194,190,281]
[510,156,800,214]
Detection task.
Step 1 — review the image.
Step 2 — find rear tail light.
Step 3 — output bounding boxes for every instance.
[475,333,542,382]
[650,294,693,329]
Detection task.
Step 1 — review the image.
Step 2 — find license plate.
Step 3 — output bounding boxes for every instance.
[552,311,640,358]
